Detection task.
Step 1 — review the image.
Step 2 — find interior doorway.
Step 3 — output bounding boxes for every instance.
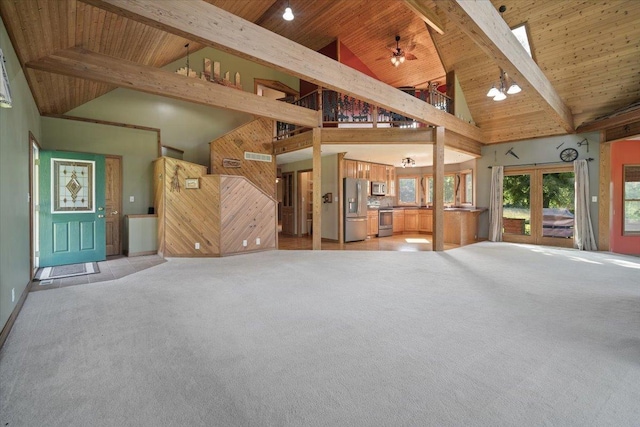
[105,155,123,256]
[29,133,40,278]
[280,172,295,235]
[502,165,575,248]
[297,170,313,236]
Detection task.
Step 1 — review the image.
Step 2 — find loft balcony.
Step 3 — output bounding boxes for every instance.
[275,86,453,141]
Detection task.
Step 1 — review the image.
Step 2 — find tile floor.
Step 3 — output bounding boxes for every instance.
[31,254,166,292]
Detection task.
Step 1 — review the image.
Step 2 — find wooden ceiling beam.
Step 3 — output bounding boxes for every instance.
[403,0,445,35]
[81,0,484,143]
[321,128,434,144]
[26,47,319,128]
[436,0,575,134]
[577,107,640,133]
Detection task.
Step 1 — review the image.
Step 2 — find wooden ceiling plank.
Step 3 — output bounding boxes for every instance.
[26,47,319,128]
[81,0,483,143]
[403,0,445,35]
[435,0,574,134]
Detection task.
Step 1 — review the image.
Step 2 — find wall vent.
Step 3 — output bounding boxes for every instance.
[244,152,272,162]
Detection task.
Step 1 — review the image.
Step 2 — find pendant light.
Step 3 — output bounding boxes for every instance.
[282,1,294,21]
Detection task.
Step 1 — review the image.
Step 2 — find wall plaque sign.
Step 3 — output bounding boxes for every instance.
[223,158,241,168]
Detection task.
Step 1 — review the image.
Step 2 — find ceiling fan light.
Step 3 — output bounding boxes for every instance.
[493,91,507,101]
[282,6,294,21]
[486,86,499,97]
[507,83,521,94]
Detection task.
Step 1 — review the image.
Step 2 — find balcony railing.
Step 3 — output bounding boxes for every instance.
[275,86,453,140]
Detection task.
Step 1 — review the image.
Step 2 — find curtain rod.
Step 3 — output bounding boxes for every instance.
[488,158,594,168]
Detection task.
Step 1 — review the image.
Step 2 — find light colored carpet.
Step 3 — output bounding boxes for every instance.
[1,242,639,426]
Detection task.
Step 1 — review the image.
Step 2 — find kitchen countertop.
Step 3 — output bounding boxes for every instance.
[391,206,487,212]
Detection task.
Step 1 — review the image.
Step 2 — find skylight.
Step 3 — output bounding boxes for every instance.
[511,24,532,58]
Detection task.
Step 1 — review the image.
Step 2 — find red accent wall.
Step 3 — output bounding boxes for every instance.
[299,40,380,96]
[300,41,339,96]
[339,42,379,80]
[610,139,640,255]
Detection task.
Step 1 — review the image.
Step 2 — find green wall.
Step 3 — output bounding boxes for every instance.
[41,117,158,217]
[0,16,41,331]
[67,47,299,167]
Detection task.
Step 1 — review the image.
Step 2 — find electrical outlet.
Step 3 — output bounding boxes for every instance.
[195,242,200,250]
[591,196,597,203]
[129,196,135,202]
[242,240,248,247]
[12,288,15,303]
[256,237,260,245]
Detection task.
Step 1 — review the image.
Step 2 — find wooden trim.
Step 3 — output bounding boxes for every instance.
[598,133,611,251]
[273,132,313,155]
[161,144,184,154]
[29,48,319,129]
[577,108,640,133]
[438,0,574,134]
[404,0,445,35]
[312,128,322,250]
[82,0,483,143]
[254,78,299,97]
[321,128,434,144]
[126,214,158,218]
[44,114,163,156]
[433,127,445,251]
[0,280,31,351]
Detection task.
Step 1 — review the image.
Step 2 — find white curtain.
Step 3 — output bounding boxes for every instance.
[488,166,504,242]
[0,48,13,108]
[574,160,597,250]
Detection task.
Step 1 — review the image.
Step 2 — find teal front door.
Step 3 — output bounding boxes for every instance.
[39,151,106,267]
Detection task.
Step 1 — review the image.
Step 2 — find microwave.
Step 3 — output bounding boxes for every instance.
[371,181,387,196]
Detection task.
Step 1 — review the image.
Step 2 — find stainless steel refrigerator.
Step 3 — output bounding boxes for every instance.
[344,177,368,242]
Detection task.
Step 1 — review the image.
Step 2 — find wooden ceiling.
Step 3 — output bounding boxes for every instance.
[1,0,638,144]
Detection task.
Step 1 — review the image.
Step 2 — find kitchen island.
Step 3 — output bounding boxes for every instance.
[392,206,487,246]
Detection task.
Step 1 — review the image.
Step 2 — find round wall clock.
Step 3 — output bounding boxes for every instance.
[560,148,578,162]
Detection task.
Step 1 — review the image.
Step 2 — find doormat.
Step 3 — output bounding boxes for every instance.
[35,262,99,281]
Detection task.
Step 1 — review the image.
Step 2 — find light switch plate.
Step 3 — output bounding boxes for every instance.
[129,196,135,202]
[591,196,597,203]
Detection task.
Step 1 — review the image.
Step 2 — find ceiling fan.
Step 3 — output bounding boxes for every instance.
[389,35,417,67]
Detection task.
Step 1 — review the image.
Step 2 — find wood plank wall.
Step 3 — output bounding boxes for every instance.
[210,117,276,198]
[220,176,277,254]
[154,157,219,257]
[154,157,276,257]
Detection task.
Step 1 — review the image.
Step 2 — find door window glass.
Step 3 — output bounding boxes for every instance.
[624,165,640,234]
[542,172,575,239]
[503,174,531,236]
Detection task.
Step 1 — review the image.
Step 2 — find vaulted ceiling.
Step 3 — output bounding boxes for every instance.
[1,0,639,144]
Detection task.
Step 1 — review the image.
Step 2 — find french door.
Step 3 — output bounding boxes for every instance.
[502,166,575,247]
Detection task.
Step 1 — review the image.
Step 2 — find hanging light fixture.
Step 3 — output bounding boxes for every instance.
[282,0,294,21]
[0,48,13,109]
[486,68,520,102]
[390,36,405,67]
[401,157,415,168]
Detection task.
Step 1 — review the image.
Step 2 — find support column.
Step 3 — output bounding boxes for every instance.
[433,126,445,251]
[312,127,322,250]
[598,131,610,251]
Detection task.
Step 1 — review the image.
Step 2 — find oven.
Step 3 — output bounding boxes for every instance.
[378,209,393,237]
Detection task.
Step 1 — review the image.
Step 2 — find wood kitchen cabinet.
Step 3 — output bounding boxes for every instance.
[371,164,386,182]
[386,166,396,196]
[419,210,433,233]
[344,159,357,179]
[404,209,419,232]
[392,209,404,233]
[367,210,379,236]
[357,161,370,180]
